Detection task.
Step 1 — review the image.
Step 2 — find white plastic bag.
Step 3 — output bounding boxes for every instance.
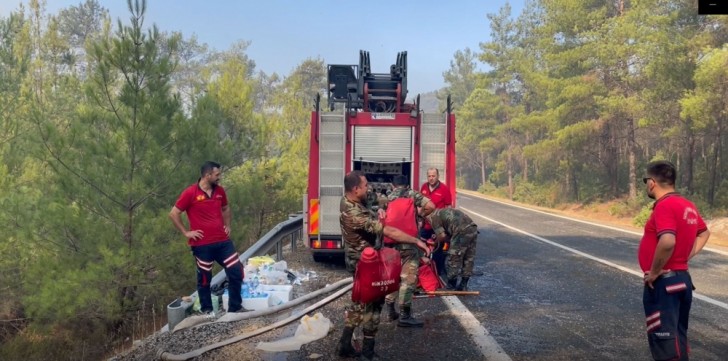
[256,312,331,352]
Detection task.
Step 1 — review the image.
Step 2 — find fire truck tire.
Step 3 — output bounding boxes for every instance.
[313,252,327,263]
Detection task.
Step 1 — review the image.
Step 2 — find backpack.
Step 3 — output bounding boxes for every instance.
[382,197,418,245]
[352,246,402,303]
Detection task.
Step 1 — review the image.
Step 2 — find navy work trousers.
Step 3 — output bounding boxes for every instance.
[191,240,244,313]
[643,271,693,361]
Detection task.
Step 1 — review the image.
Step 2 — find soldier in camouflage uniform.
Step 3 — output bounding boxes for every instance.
[427,208,479,291]
[382,175,435,327]
[336,171,431,361]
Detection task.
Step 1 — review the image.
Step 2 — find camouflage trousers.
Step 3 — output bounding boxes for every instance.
[384,247,421,307]
[344,297,384,334]
[446,224,478,279]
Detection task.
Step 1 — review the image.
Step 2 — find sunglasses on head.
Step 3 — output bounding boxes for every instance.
[642,177,653,184]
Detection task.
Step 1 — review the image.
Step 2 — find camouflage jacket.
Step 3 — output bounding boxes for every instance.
[340,196,384,272]
[427,208,477,237]
[384,187,431,208]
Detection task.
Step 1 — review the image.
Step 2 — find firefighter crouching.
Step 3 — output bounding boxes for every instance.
[337,171,431,360]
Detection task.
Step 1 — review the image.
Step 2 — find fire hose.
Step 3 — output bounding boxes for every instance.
[158,277,353,361]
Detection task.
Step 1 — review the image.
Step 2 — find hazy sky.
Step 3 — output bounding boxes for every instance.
[0,0,526,95]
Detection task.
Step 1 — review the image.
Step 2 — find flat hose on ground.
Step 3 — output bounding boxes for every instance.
[158,277,353,361]
[172,277,354,332]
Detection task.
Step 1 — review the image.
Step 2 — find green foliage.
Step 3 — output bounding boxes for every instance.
[607,197,647,218]
[633,203,653,227]
[512,181,560,208]
[446,0,727,214]
[2,0,728,359]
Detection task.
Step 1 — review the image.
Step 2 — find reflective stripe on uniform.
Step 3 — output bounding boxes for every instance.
[224,253,240,268]
[196,257,213,272]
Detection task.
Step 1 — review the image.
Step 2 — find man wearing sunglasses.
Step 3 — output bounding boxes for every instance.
[638,160,711,361]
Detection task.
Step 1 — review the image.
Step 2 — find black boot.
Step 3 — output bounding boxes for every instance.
[386,302,399,321]
[437,277,458,291]
[456,277,470,291]
[397,305,424,328]
[336,326,361,358]
[359,337,380,360]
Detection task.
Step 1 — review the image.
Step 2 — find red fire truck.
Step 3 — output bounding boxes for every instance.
[304,50,456,261]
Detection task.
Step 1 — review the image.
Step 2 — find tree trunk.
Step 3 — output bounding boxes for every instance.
[507,150,514,200]
[627,117,637,200]
[523,133,529,183]
[480,151,486,188]
[685,131,694,194]
[708,116,723,205]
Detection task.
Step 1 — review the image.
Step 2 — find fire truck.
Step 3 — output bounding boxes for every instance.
[304,50,456,261]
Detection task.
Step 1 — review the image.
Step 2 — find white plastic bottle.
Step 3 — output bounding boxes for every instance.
[222,289,229,311]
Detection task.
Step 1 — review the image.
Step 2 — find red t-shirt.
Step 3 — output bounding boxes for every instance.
[420,181,452,230]
[638,193,707,272]
[174,183,229,247]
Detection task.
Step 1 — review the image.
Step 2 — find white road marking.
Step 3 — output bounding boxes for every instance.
[458,191,728,257]
[461,207,728,312]
[442,295,513,361]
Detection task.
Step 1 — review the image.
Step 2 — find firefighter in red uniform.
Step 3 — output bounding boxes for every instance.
[638,160,710,361]
[419,168,452,276]
[169,161,245,316]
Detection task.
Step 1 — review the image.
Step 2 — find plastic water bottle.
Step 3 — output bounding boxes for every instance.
[253,276,259,293]
[222,289,229,311]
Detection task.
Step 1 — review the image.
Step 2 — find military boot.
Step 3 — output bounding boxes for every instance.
[359,337,381,360]
[437,277,458,291]
[397,305,424,328]
[456,277,470,291]
[386,302,399,321]
[446,277,459,290]
[336,326,361,358]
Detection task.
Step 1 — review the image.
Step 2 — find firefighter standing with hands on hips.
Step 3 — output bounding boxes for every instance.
[638,160,710,361]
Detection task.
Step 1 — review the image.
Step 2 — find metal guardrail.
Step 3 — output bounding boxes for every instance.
[209,214,303,289]
[166,214,304,331]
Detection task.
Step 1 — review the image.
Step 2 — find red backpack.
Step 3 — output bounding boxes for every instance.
[352,247,402,303]
[382,197,418,245]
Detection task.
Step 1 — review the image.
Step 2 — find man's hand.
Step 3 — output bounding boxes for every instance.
[416,239,430,257]
[644,269,671,289]
[378,209,386,221]
[184,229,204,241]
[224,225,231,236]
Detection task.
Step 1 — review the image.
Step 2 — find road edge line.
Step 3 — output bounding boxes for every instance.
[442,295,513,361]
[461,207,728,312]
[458,191,728,257]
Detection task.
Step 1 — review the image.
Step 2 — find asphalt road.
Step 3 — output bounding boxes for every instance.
[456,191,728,360]
[119,192,728,361]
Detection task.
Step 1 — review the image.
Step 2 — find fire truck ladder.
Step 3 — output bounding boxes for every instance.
[419,112,449,186]
[318,108,346,236]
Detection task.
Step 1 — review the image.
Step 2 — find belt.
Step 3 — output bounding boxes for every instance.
[659,270,689,279]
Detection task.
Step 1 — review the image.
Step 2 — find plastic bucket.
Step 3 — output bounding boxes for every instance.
[167,298,185,331]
